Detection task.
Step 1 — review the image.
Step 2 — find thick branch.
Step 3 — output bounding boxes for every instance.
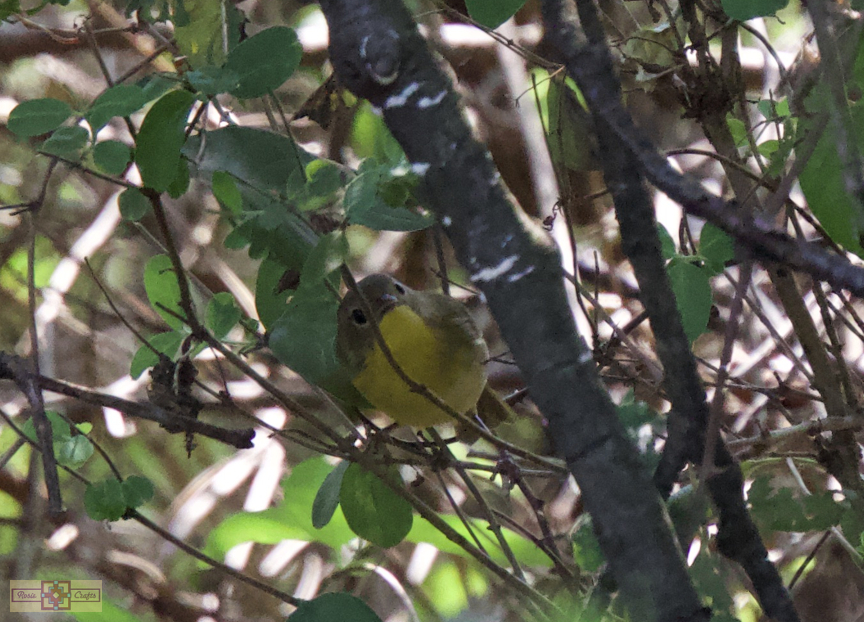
[319,1,707,620]
[542,2,801,621]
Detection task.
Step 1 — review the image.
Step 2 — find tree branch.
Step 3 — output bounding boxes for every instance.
[319,1,707,620]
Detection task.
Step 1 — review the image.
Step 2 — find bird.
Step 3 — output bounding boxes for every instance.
[336,273,488,428]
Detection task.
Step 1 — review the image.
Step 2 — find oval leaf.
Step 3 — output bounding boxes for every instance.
[87,84,149,133]
[143,254,186,330]
[122,475,155,508]
[41,126,89,158]
[225,26,302,99]
[799,103,864,258]
[130,330,185,379]
[268,281,340,386]
[93,140,133,176]
[465,0,526,29]
[8,98,72,137]
[312,461,349,529]
[340,463,413,548]
[118,188,151,222]
[699,224,735,276]
[84,479,127,522]
[206,292,242,339]
[135,90,196,192]
[56,435,94,468]
[288,593,382,622]
[667,258,712,343]
[721,0,788,21]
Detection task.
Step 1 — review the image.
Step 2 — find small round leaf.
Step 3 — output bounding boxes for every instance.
[340,463,413,548]
[118,188,151,222]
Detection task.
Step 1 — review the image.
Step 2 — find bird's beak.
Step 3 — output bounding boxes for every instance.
[377,293,398,314]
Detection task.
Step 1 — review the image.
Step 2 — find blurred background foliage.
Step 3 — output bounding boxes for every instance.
[1,0,864,621]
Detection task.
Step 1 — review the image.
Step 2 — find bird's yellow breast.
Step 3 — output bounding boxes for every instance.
[351,306,486,427]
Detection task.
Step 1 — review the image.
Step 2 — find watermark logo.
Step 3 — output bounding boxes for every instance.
[10,580,102,612]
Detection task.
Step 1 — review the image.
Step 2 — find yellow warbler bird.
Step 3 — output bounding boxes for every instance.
[336,273,488,428]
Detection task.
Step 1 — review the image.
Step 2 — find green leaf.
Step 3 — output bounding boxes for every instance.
[185,126,312,194]
[571,519,604,573]
[343,162,434,231]
[130,331,186,378]
[721,0,788,21]
[657,223,677,260]
[71,598,148,622]
[187,67,241,96]
[667,258,712,343]
[143,254,186,330]
[688,545,736,617]
[748,476,844,532]
[465,0,526,29]
[41,126,89,158]
[405,514,554,568]
[56,435,94,468]
[167,158,191,198]
[175,0,243,65]
[757,98,790,121]
[206,458,357,557]
[86,85,149,133]
[48,410,71,439]
[92,140,132,176]
[138,74,178,103]
[0,0,21,21]
[255,257,293,329]
[225,27,302,99]
[8,98,73,137]
[312,461,349,529]
[118,188,151,222]
[206,292,241,339]
[305,159,342,197]
[135,90,196,192]
[299,232,347,288]
[290,159,345,212]
[21,411,68,443]
[288,593,383,622]
[351,103,405,164]
[698,224,735,276]
[121,476,154,508]
[799,101,864,258]
[268,280,340,387]
[211,171,243,214]
[183,126,318,266]
[340,463,413,548]
[84,479,127,521]
[616,392,658,432]
[546,74,594,172]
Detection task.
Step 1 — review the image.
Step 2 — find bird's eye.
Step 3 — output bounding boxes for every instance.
[394,282,406,295]
[351,308,367,325]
